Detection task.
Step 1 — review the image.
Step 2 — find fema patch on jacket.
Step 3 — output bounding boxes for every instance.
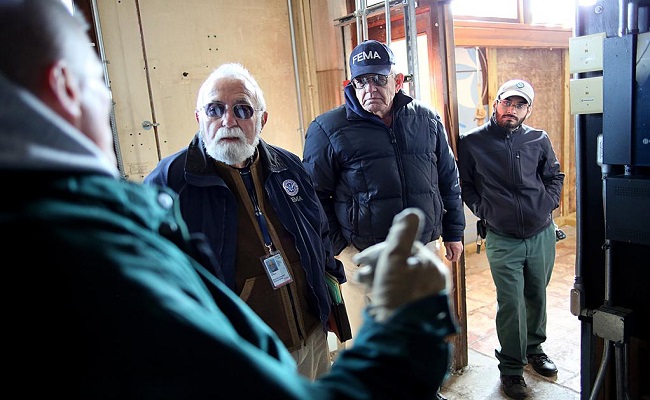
[282,179,303,202]
[282,179,299,196]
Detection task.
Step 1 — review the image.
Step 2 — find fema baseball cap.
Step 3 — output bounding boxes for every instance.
[496,79,535,105]
[349,40,395,80]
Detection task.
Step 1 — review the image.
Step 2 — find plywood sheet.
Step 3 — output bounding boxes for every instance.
[97,0,159,180]
[99,0,303,180]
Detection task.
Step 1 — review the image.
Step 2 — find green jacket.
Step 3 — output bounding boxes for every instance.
[1,73,456,399]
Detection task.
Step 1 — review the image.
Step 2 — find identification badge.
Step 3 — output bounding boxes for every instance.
[261,251,293,289]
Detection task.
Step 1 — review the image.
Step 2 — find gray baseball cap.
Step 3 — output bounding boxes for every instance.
[497,79,535,105]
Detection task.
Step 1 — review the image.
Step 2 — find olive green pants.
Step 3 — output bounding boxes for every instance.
[485,223,556,376]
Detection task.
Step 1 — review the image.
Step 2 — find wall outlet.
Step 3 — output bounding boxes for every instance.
[570,77,603,114]
[569,32,606,73]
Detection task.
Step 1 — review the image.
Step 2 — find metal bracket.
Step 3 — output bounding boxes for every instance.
[593,306,633,343]
[142,120,160,130]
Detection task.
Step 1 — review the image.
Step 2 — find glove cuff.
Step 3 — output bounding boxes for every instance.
[367,304,391,322]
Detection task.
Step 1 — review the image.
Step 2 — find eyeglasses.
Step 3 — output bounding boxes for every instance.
[351,74,392,89]
[202,102,258,120]
[498,99,529,111]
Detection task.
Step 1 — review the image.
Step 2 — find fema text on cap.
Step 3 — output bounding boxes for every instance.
[352,50,383,64]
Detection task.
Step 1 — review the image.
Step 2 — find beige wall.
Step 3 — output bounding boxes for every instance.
[98,0,344,181]
[97,1,575,215]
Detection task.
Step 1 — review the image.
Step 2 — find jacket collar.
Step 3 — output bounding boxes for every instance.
[0,72,119,177]
[488,115,524,137]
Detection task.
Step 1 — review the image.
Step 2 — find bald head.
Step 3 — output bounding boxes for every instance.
[0,0,92,93]
[0,0,116,165]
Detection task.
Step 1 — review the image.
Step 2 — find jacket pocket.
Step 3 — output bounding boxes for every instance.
[432,188,444,227]
[349,195,359,233]
[514,151,523,186]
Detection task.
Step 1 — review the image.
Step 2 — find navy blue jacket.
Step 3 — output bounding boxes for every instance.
[145,134,345,330]
[303,86,465,253]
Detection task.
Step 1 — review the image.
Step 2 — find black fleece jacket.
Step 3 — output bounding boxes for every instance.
[457,116,565,239]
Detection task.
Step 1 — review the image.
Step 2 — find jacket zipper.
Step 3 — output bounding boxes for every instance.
[506,133,525,237]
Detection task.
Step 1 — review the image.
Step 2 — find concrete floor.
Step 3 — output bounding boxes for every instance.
[439,223,580,399]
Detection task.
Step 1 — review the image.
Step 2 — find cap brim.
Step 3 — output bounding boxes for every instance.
[350,65,392,80]
[499,90,532,105]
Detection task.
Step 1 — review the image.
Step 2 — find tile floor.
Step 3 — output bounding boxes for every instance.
[440,222,581,399]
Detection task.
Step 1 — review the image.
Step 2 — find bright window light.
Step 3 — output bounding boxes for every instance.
[367,0,577,28]
[450,0,519,20]
[367,0,389,6]
[449,0,576,28]
[61,0,74,14]
[530,0,576,27]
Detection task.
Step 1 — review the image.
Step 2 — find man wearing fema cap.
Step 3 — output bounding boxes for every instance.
[302,40,465,399]
[457,80,565,399]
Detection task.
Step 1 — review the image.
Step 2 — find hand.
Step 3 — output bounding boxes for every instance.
[444,241,464,262]
[353,208,450,322]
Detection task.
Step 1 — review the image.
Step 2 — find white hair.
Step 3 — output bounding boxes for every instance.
[196,63,266,112]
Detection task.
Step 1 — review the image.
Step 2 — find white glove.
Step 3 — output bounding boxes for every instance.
[353,208,450,322]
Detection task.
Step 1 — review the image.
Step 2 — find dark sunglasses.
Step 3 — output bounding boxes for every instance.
[351,74,391,89]
[203,102,258,120]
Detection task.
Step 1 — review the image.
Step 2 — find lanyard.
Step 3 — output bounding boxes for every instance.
[239,167,274,253]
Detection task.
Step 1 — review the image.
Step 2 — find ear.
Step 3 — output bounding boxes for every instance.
[195,109,200,123]
[260,110,269,129]
[46,61,82,123]
[394,73,404,91]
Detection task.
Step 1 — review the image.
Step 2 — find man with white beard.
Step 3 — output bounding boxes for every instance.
[146,63,346,380]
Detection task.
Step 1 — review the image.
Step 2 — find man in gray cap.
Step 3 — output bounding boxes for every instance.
[303,39,465,399]
[457,79,565,399]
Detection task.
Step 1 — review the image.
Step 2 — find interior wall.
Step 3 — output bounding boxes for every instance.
[96,0,577,220]
[310,0,347,116]
[97,0,306,181]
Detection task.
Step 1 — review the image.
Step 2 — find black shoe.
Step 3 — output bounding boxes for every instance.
[435,391,448,400]
[527,353,558,377]
[500,375,528,399]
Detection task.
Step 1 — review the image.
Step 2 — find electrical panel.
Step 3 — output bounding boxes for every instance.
[605,176,650,245]
[602,32,650,167]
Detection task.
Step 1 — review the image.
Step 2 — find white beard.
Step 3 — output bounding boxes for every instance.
[204,126,259,166]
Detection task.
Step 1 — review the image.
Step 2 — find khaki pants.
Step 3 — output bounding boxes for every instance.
[290,328,331,379]
[336,245,369,348]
